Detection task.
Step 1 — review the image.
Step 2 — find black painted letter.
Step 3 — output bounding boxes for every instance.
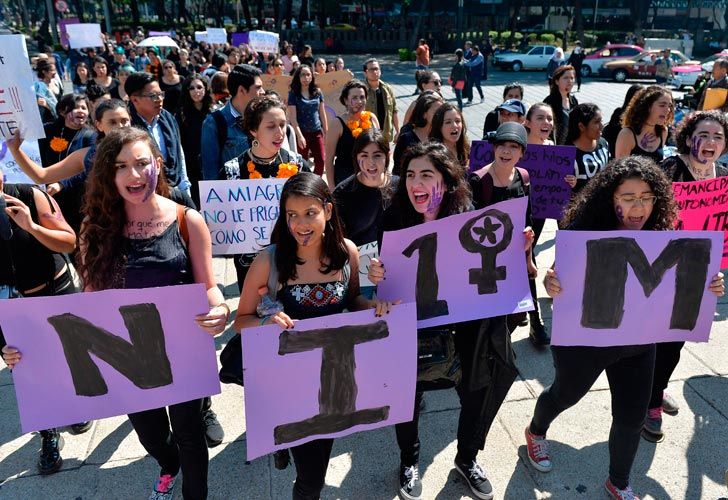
[274,321,391,444]
[48,303,173,397]
[581,237,711,330]
[402,232,450,320]
[458,209,514,294]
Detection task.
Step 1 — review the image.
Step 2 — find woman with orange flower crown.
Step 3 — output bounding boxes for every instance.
[222,95,312,287]
[324,80,380,188]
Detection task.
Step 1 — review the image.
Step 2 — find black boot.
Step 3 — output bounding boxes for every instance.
[528,312,550,347]
[38,429,64,475]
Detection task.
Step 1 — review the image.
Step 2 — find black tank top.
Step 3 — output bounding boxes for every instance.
[333,116,356,186]
[277,262,351,320]
[122,220,193,289]
[629,128,664,164]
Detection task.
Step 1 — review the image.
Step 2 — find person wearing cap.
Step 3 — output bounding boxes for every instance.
[468,122,541,338]
[482,83,525,137]
[496,99,527,127]
[110,46,128,77]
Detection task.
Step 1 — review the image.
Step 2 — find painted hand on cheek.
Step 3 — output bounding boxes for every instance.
[142,156,158,202]
[615,204,625,223]
[691,137,708,164]
[426,182,444,215]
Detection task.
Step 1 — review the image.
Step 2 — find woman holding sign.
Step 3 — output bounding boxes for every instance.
[526,156,725,500]
[369,142,512,500]
[234,172,397,500]
[643,110,728,442]
[76,127,230,500]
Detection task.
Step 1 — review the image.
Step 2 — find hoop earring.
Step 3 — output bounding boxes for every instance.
[252,139,260,148]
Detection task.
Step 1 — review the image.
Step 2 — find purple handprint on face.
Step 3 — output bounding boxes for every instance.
[691,137,708,164]
[426,181,444,215]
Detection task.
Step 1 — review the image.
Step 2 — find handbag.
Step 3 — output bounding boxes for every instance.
[454,80,465,90]
[219,245,279,385]
[416,327,461,391]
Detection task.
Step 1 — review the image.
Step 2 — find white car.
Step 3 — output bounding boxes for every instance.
[494,45,559,72]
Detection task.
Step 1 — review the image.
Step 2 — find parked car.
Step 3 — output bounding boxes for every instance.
[494,45,558,72]
[580,44,644,77]
[701,49,728,72]
[669,64,704,89]
[598,49,699,83]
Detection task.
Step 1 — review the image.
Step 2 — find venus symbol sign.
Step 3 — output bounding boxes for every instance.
[458,209,514,294]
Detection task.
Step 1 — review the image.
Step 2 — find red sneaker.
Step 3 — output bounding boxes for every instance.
[605,478,640,500]
[524,426,552,472]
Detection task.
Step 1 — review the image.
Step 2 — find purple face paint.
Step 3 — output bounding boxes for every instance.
[142,156,158,202]
[426,182,444,215]
[287,213,313,246]
[640,132,657,150]
[691,137,708,164]
[614,203,625,223]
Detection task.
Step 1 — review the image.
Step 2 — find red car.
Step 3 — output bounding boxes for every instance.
[581,44,644,77]
[599,49,700,82]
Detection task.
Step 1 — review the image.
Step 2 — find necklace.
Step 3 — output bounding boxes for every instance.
[490,163,512,187]
[346,111,374,138]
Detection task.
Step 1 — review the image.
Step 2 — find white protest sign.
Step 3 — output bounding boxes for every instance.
[206,28,228,45]
[0,35,45,141]
[65,23,103,49]
[194,31,208,43]
[0,139,40,184]
[248,30,280,54]
[199,179,284,255]
[358,241,378,288]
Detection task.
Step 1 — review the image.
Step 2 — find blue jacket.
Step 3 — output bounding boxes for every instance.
[200,101,250,180]
[465,53,485,78]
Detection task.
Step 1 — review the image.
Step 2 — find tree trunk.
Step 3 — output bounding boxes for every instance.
[156,0,166,21]
[630,0,649,35]
[177,0,186,22]
[410,0,428,48]
[507,0,524,48]
[130,0,140,25]
[273,0,280,29]
[299,0,308,21]
[257,0,264,23]
[242,0,252,26]
[284,0,292,30]
[72,0,86,22]
[575,0,583,43]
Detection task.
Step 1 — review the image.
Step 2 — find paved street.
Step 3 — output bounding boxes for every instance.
[1,54,726,500]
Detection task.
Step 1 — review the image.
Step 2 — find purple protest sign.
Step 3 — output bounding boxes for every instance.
[231,32,249,47]
[0,284,221,433]
[551,230,722,346]
[376,197,533,328]
[58,18,79,46]
[469,141,576,219]
[148,31,171,36]
[242,303,417,460]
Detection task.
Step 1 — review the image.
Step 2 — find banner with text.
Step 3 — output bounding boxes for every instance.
[377,197,533,328]
[199,179,284,255]
[248,30,280,53]
[206,28,228,44]
[469,141,575,219]
[0,139,40,184]
[551,230,722,346]
[673,177,728,268]
[0,284,221,433]
[0,35,45,141]
[65,23,103,48]
[243,303,417,460]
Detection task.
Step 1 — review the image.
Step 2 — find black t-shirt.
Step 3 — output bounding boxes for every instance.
[375,87,385,128]
[660,155,728,182]
[393,129,421,176]
[572,137,610,194]
[482,110,499,138]
[333,174,399,247]
[468,168,532,226]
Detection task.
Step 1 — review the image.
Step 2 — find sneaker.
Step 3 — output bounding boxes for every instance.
[70,421,92,434]
[605,478,640,500]
[37,429,64,475]
[662,391,679,415]
[202,407,224,447]
[398,464,422,500]
[149,473,177,500]
[642,407,664,442]
[480,97,485,103]
[273,449,291,470]
[454,457,494,499]
[528,314,551,347]
[524,426,552,472]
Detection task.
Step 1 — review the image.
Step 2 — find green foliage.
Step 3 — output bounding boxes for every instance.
[398,48,416,61]
[488,30,498,39]
[500,31,512,40]
[540,33,556,44]
[582,33,597,48]
[527,33,538,43]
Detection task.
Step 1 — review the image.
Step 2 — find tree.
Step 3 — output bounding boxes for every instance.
[574,0,583,43]
[629,0,651,34]
[507,0,525,48]
[130,0,140,25]
[300,0,309,21]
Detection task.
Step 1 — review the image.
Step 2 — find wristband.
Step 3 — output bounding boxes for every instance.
[217,302,231,320]
[260,315,271,325]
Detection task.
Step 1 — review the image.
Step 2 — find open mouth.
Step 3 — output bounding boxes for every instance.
[296,229,314,244]
[272,139,284,148]
[540,127,552,134]
[126,182,146,195]
[450,129,461,139]
[498,155,512,163]
[365,166,379,176]
[412,190,430,205]
[627,215,644,225]
[702,148,716,159]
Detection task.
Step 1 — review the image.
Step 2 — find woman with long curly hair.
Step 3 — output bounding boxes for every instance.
[429,103,470,169]
[641,110,728,443]
[368,142,514,500]
[524,156,724,500]
[615,85,674,162]
[77,126,229,500]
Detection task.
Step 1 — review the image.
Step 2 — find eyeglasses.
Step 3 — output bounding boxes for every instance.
[189,85,205,91]
[431,80,442,86]
[140,92,165,101]
[614,195,657,207]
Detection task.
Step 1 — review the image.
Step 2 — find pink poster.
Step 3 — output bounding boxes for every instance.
[0,284,221,433]
[242,304,417,460]
[673,178,728,267]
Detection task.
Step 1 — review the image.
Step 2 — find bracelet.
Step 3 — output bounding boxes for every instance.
[260,315,271,326]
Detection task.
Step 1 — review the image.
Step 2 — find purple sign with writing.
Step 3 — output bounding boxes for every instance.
[469,141,576,219]
[58,18,79,46]
[231,32,249,47]
[552,230,722,346]
[148,31,171,36]
[243,303,417,460]
[377,197,533,328]
[0,284,221,433]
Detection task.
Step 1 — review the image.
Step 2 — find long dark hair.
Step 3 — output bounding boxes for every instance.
[561,155,676,231]
[270,172,348,284]
[408,91,444,128]
[178,74,213,125]
[621,85,674,138]
[566,103,601,144]
[93,99,128,139]
[429,103,470,167]
[390,142,472,228]
[351,128,396,199]
[290,65,321,98]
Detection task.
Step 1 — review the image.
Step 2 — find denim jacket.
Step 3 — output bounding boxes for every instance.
[200,101,250,180]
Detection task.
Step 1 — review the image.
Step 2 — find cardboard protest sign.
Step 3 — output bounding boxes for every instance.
[65,23,103,48]
[231,32,248,48]
[358,241,378,288]
[243,303,417,460]
[261,74,292,98]
[551,230,722,346]
[195,31,208,43]
[377,197,533,328]
[0,284,221,433]
[248,30,280,53]
[703,88,727,111]
[316,70,354,118]
[469,141,575,219]
[199,179,284,255]
[206,28,228,45]
[58,18,80,46]
[0,36,45,141]
[673,178,728,268]
[148,31,171,37]
[0,139,40,184]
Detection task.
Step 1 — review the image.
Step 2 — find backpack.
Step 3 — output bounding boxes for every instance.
[478,167,530,206]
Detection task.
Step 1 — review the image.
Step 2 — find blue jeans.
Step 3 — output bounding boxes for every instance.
[454,89,463,110]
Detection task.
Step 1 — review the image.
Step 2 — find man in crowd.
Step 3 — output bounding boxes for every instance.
[698,57,728,111]
[482,83,525,137]
[415,38,430,70]
[363,58,399,143]
[655,48,673,85]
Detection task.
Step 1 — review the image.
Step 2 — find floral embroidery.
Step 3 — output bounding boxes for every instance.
[49,136,69,153]
[346,111,373,138]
